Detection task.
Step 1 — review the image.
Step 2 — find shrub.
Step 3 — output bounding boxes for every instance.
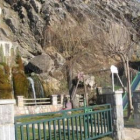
[0,64,12,99]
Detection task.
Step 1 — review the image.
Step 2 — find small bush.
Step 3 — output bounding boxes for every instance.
[0,64,12,99]
[12,67,29,98]
[12,55,29,98]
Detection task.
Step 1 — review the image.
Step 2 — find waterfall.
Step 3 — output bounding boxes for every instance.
[0,41,17,65]
[27,77,36,100]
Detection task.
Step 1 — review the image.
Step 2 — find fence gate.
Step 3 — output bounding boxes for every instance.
[15,104,112,140]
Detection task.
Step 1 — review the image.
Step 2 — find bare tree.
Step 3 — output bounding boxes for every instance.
[95,21,134,117]
[52,20,90,107]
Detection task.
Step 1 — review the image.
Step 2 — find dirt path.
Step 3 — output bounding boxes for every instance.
[124,127,140,140]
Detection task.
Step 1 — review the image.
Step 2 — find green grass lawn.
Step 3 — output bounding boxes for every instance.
[98,137,112,140]
[16,127,112,140]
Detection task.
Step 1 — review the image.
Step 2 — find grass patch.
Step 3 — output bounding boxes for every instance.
[123,109,135,127]
[98,136,112,140]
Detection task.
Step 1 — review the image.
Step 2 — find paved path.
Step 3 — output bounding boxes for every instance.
[124,127,140,140]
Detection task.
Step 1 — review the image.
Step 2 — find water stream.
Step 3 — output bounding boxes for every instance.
[27,77,36,100]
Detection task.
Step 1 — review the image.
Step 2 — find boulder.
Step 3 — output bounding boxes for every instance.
[27,54,55,74]
[84,75,95,90]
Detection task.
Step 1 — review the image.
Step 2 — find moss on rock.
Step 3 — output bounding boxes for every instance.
[0,63,12,99]
[13,70,29,97]
[12,55,29,98]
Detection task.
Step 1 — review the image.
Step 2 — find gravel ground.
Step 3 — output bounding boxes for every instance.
[124,127,140,140]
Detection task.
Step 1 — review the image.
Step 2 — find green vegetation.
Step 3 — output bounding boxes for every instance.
[98,137,112,140]
[59,80,68,93]
[124,109,134,127]
[0,63,12,99]
[12,55,29,98]
[0,45,4,62]
[43,81,55,96]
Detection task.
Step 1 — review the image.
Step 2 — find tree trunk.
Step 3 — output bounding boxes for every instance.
[84,78,89,106]
[66,59,78,108]
[66,60,73,96]
[126,58,134,118]
[119,54,133,118]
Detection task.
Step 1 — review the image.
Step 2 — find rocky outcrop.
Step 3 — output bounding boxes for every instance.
[1,0,140,65]
[27,54,55,73]
[0,0,140,96]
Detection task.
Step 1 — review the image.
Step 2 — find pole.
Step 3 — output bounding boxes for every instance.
[112,73,115,92]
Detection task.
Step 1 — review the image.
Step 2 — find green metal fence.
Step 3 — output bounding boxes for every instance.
[15,104,112,140]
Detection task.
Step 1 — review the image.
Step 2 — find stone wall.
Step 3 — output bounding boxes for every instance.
[0,100,15,140]
[14,104,63,116]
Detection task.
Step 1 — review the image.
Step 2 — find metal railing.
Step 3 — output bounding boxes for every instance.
[15,104,112,140]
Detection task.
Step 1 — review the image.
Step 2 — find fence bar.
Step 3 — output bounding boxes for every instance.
[87,114,90,138]
[100,112,103,134]
[104,112,106,133]
[75,116,79,140]
[58,120,61,140]
[43,122,47,140]
[48,121,52,140]
[67,118,70,140]
[26,124,30,140]
[24,102,51,105]
[20,125,24,140]
[94,113,97,137]
[38,123,41,140]
[53,120,57,140]
[84,115,87,139]
[15,124,18,140]
[90,114,93,137]
[79,116,83,140]
[107,111,109,133]
[71,117,75,140]
[98,113,101,134]
[63,119,66,140]
[32,124,36,140]
[23,98,51,101]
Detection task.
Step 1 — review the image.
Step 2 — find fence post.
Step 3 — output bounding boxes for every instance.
[17,96,24,107]
[61,95,64,104]
[52,95,58,105]
[105,91,125,140]
[0,99,16,140]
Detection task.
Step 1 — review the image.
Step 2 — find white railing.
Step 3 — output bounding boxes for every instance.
[17,95,62,107]
[23,98,52,105]
[17,94,84,107]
